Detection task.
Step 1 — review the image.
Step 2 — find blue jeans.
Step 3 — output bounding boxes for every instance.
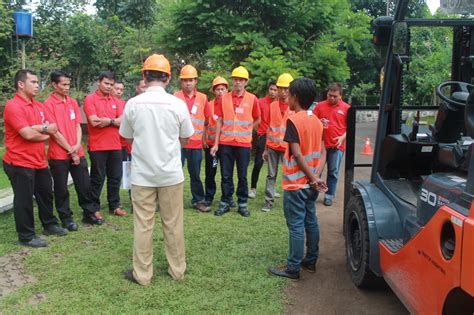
[283,188,320,272]
[181,148,205,205]
[325,148,344,201]
[219,145,251,206]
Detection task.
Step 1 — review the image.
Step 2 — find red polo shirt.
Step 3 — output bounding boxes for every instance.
[257,96,274,136]
[175,89,210,149]
[3,93,47,169]
[214,90,260,148]
[83,90,124,151]
[117,98,129,149]
[43,93,84,160]
[313,99,350,151]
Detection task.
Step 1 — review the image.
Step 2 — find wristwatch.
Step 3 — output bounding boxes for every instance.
[110,118,115,126]
[42,123,48,134]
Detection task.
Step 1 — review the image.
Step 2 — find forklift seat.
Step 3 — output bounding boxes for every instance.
[380,134,437,179]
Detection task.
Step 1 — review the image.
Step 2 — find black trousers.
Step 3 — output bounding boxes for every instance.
[49,157,98,221]
[250,134,266,189]
[3,162,58,242]
[89,150,122,211]
[204,148,218,203]
[219,145,251,206]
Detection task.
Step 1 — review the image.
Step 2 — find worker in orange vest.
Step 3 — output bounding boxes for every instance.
[249,80,277,199]
[174,65,211,213]
[268,77,327,280]
[211,66,260,217]
[261,73,294,212]
[203,76,228,207]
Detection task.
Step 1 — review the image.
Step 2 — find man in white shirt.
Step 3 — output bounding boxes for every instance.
[119,54,194,285]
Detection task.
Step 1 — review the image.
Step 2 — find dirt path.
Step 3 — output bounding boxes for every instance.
[285,164,408,314]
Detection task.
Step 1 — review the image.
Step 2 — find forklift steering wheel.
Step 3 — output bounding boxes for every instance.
[436,81,474,107]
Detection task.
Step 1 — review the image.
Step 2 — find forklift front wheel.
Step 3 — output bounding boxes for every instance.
[345,195,376,288]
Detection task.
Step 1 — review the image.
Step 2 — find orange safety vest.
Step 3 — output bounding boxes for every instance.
[174,90,207,142]
[206,99,219,146]
[267,100,294,152]
[282,110,323,191]
[220,91,256,144]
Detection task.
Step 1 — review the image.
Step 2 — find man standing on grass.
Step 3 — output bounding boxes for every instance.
[261,73,294,212]
[268,78,327,280]
[120,54,194,285]
[203,76,228,207]
[3,69,69,248]
[44,70,103,230]
[313,82,349,206]
[248,80,277,199]
[212,66,260,217]
[84,71,127,217]
[174,65,211,213]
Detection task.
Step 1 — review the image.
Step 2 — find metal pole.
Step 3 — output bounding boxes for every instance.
[21,40,26,69]
[387,0,390,16]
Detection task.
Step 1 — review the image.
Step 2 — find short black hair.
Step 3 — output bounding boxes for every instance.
[135,78,145,86]
[143,70,169,83]
[14,69,36,90]
[268,80,277,88]
[289,78,317,110]
[98,71,116,82]
[115,80,124,85]
[50,70,71,84]
[328,82,342,94]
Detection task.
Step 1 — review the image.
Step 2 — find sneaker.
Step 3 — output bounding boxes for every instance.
[194,203,211,213]
[109,208,128,216]
[229,200,236,208]
[301,262,316,273]
[214,203,230,216]
[323,199,333,206]
[274,192,281,198]
[204,200,212,207]
[19,236,48,248]
[124,269,142,285]
[268,266,300,280]
[82,212,104,225]
[261,201,273,212]
[248,188,257,198]
[62,220,78,232]
[238,206,250,217]
[43,225,68,236]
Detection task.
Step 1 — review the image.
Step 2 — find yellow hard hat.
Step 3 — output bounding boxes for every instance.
[231,66,249,80]
[212,76,229,90]
[180,65,198,79]
[142,54,171,75]
[276,73,294,88]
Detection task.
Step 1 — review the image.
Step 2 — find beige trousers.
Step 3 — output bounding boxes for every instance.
[131,182,186,285]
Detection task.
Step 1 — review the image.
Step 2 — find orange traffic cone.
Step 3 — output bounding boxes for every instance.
[361,137,373,155]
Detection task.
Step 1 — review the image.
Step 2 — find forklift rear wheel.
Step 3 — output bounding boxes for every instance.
[345,195,377,288]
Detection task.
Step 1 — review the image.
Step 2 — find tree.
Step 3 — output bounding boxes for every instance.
[160,0,358,95]
[351,81,376,105]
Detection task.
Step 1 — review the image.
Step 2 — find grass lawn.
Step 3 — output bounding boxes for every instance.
[0,157,292,314]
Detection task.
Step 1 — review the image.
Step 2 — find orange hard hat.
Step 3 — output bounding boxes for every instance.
[212,76,229,90]
[142,54,171,75]
[180,65,198,79]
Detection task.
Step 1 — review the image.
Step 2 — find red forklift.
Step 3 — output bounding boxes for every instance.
[344,0,474,313]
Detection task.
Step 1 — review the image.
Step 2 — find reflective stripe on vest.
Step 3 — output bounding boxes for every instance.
[174,90,207,142]
[206,99,218,146]
[267,101,292,152]
[220,91,255,144]
[282,166,319,181]
[282,111,323,191]
[283,151,321,167]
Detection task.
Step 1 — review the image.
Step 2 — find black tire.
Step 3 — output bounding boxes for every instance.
[344,194,378,288]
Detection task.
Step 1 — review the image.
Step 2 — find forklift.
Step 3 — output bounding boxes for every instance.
[343,0,474,313]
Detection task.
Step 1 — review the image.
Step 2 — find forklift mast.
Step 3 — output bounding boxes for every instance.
[370,0,474,184]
